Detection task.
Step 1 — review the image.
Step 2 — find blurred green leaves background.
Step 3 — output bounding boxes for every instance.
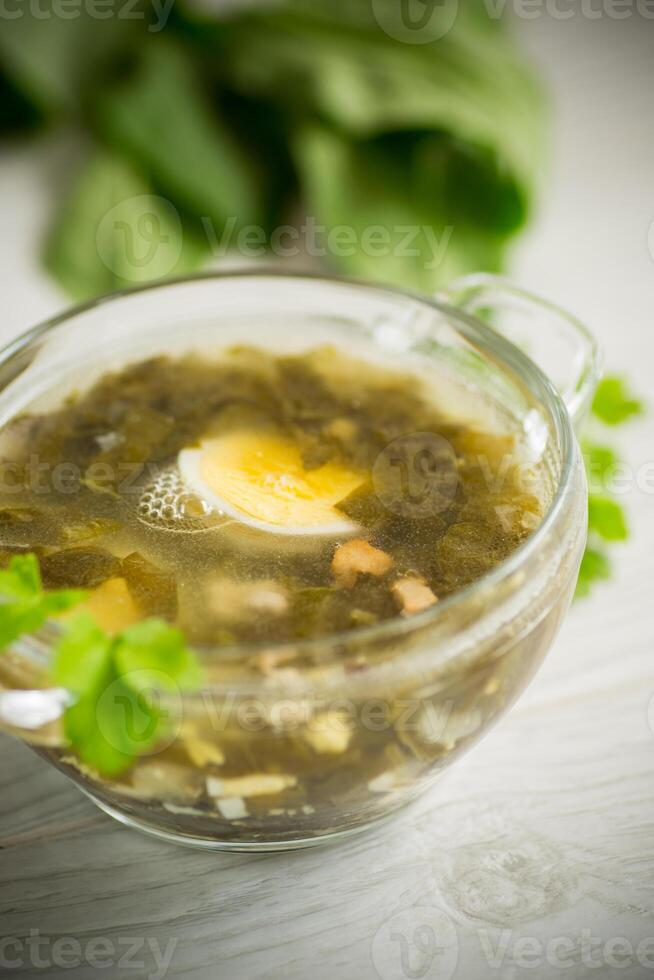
[0,0,545,297]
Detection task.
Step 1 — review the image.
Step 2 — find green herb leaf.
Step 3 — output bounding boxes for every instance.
[62,661,162,778]
[0,551,203,777]
[212,0,544,287]
[45,151,206,301]
[53,613,146,777]
[0,3,143,115]
[114,619,203,694]
[294,125,506,291]
[583,442,619,485]
[592,377,643,426]
[588,494,628,542]
[575,547,611,599]
[97,40,261,230]
[0,553,41,599]
[52,613,113,695]
[216,0,544,186]
[578,376,642,596]
[0,555,85,650]
[53,612,203,776]
[0,68,42,133]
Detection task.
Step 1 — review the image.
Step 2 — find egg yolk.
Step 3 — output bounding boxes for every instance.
[179,432,365,533]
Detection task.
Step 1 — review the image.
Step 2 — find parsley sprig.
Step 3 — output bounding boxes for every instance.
[591,376,643,427]
[577,376,644,598]
[0,554,202,776]
[0,554,84,648]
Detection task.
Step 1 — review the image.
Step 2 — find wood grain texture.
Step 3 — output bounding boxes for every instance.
[1,15,654,980]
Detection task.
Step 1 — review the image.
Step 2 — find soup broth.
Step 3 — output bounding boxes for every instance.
[0,345,546,646]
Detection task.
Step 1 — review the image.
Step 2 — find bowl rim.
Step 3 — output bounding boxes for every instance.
[0,268,580,672]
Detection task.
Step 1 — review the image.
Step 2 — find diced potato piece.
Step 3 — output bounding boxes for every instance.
[163,802,205,816]
[305,711,353,755]
[180,721,225,769]
[206,773,296,799]
[391,576,438,617]
[205,579,289,624]
[248,585,289,615]
[368,772,399,794]
[217,797,249,820]
[331,538,393,587]
[130,762,203,803]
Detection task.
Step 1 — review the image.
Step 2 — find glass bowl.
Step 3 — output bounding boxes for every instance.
[0,271,599,851]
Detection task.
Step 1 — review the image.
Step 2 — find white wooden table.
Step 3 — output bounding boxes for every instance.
[1,16,653,980]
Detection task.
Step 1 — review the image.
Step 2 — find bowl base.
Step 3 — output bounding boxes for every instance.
[84,790,396,852]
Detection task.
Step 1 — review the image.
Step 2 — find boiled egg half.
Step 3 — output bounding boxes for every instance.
[177,431,365,537]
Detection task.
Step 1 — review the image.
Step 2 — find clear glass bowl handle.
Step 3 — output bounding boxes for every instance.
[438,274,602,430]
